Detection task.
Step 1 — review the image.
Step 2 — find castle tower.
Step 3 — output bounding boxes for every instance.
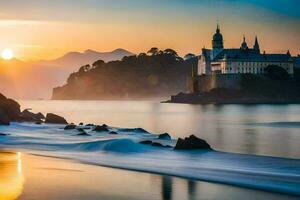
[212,24,224,50]
[240,35,249,50]
[253,36,260,53]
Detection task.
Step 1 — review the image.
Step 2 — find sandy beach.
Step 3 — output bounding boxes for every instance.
[0,150,298,200]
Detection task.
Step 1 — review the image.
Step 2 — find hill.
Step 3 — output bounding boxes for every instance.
[52,49,197,100]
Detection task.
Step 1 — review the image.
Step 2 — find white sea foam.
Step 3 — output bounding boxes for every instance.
[0,122,300,196]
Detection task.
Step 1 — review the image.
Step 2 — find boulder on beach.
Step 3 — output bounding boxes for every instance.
[45,113,68,124]
[158,133,171,140]
[20,109,45,123]
[174,135,212,150]
[64,124,77,130]
[93,125,109,132]
[0,93,21,125]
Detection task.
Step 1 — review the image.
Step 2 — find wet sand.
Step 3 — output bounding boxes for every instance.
[0,151,298,200]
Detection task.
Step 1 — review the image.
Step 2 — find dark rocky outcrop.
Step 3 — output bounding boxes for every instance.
[174,135,212,150]
[109,131,118,134]
[20,109,45,123]
[45,113,68,124]
[86,123,94,126]
[64,124,76,130]
[79,122,83,125]
[0,111,10,125]
[0,132,9,136]
[158,133,171,140]
[93,125,109,132]
[0,93,21,125]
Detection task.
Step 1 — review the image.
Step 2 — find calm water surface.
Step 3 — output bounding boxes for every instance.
[19,100,300,159]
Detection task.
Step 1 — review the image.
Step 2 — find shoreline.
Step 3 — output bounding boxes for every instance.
[2,146,300,198]
[1,150,299,200]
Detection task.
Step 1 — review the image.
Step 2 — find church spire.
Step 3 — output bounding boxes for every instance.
[216,23,220,33]
[253,36,260,53]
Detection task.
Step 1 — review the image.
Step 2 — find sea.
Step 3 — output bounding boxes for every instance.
[0,100,299,199]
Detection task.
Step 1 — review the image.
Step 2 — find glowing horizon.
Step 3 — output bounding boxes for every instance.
[0,0,299,61]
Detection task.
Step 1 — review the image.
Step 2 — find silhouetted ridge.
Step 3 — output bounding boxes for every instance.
[52,48,197,100]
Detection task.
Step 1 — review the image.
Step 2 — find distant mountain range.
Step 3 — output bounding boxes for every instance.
[0,49,134,99]
[38,48,134,71]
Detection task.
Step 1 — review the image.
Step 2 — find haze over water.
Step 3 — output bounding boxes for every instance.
[19,100,300,159]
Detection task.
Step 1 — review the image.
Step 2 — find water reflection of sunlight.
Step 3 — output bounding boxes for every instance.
[0,152,24,200]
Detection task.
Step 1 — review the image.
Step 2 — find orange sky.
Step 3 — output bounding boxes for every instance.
[0,0,299,61]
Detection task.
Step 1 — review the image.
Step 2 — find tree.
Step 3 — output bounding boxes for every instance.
[92,60,105,68]
[163,48,178,57]
[265,65,290,80]
[67,72,77,84]
[184,53,196,60]
[147,47,159,56]
[78,64,91,74]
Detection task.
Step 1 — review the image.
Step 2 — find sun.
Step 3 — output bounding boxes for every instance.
[1,49,14,60]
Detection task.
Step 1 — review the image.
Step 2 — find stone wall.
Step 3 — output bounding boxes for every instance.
[195,74,242,92]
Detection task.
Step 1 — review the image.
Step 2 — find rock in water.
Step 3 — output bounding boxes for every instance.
[76,129,91,136]
[174,135,212,150]
[20,109,45,123]
[0,93,21,125]
[158,133,171,140]
[109,131,118,134]
[0,110,10,125]
[93,125,109,132]
[45,113,68,124]
[64,124,76,130]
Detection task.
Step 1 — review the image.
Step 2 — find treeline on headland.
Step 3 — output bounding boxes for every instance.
[52,48,197,100]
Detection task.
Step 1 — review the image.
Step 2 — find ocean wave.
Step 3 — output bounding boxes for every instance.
[1,122,300,196]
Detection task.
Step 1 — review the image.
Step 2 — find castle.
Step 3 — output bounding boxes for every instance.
[197,25,294,75]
